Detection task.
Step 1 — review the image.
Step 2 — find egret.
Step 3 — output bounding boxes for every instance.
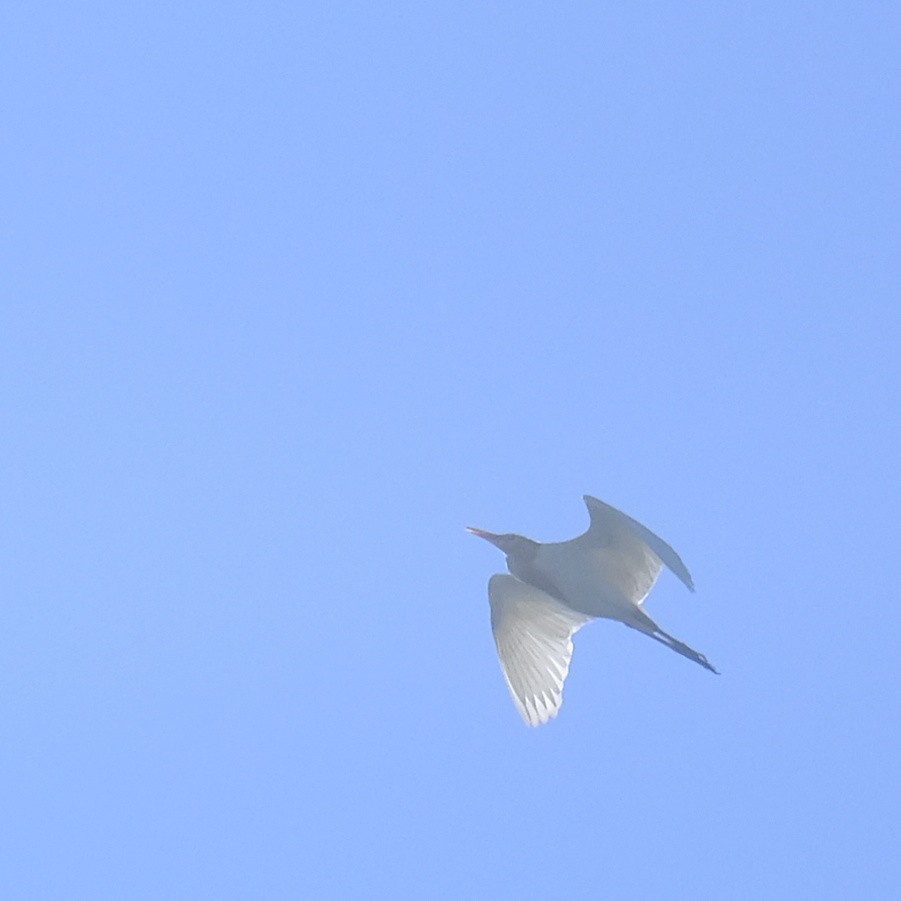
[469,495,717,726]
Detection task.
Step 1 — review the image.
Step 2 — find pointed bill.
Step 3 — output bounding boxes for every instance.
[487,574,592,726]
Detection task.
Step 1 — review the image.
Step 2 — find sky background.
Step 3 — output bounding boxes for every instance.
[2,2,899,898]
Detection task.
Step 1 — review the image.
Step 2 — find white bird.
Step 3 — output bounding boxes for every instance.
[468,495,717,726]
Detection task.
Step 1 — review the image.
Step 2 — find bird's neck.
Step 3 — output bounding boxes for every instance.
[507,548,566,602]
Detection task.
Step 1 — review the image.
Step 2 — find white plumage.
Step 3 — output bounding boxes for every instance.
[469,495,717,726]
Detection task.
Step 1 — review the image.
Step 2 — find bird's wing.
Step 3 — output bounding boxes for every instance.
[582,495,695,593]
[488,573,592,727]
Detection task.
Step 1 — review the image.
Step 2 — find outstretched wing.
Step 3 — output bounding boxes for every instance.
[582,495,695,594]
[488,573,592,726]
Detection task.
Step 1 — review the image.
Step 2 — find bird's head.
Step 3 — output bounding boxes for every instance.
[466,527,539,563]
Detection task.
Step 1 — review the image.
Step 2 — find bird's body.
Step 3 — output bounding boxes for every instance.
[469,495,717,726]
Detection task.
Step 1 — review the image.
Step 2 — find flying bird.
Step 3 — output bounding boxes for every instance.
[468,495,717,726]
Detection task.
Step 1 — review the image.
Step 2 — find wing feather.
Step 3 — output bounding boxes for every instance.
[488,574,592,726]
[582,495,695,593]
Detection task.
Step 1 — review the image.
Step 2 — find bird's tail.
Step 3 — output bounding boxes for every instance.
[629,610,719,674]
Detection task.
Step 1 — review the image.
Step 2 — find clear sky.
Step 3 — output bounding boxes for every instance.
[3,3,899,898]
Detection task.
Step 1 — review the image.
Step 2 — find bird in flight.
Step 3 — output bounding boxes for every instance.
[468,495,717,726]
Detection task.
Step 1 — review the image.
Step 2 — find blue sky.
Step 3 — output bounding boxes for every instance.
[2,3,899,898]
